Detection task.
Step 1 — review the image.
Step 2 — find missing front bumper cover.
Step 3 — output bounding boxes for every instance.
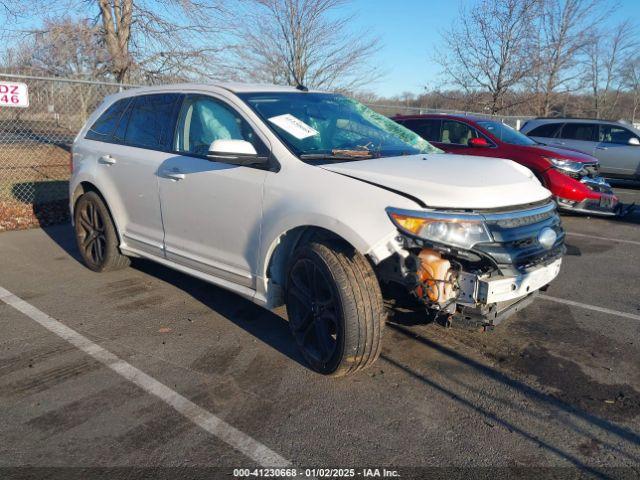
[457,258,561,305]
[456,291,541,328]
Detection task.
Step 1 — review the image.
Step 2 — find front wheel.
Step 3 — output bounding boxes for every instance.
[285,240,385,376]
[74,191,130,272]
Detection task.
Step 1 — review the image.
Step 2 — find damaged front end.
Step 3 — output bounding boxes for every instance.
[379,201,565,328]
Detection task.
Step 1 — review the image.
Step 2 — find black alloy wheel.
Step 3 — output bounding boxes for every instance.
[285,240,385,376]
[77,199,107,266]
[288,257,341,366]
[74,191,130,272]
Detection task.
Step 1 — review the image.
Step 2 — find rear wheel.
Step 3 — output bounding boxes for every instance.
[74,191,130,272]
[285,240,385,376]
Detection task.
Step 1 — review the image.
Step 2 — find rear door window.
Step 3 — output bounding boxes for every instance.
[123,94,181,149]
[441,120,478,146]
[399,119,441,142]
[559,123,598,141]
[599,125,639,144]
[527,123,562,138]
[85,98,130,141]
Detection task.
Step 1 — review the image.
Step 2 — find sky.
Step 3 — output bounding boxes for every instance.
[2,0,639,97]
[346,0,640,97]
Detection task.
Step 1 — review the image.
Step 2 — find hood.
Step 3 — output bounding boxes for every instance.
[320,153,551,210]
[522,144,598,163]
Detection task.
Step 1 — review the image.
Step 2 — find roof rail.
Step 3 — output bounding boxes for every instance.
[532,116,620,122]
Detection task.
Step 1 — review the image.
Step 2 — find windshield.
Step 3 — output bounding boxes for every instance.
[237,92,442,161]
[478,121,537,146]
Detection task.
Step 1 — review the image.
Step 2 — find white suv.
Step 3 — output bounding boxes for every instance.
[70,83,564,376]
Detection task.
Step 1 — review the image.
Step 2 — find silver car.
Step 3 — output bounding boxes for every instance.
[68,83,563,375]
[521,118,640,180]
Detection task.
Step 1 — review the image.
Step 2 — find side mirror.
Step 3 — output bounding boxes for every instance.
[207,139,269,167]
[468,137,490,148]
[628,137,640,146]
[208,139,257,156]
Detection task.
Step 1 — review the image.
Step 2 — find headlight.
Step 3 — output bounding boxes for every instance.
[387,208,492,249]
[546,157,584,174]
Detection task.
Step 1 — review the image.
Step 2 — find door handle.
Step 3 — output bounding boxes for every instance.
[99,155,116,165]
[596,146,608,150]
[163,171,186,181]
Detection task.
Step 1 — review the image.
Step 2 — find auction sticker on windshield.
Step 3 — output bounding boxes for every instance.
[268,114,319,139]
[0,81,29,108]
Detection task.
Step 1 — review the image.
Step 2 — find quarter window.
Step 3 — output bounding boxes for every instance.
[441,120,477,146]
[85,98,130,141]
[175,95,265,156]
[400,119,441,142]
[599,125,639,144]
[559,123,598,141]
[123,94,180,149]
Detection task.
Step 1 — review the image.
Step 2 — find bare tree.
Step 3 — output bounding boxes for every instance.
[436,0,540,114]
[2,0,229,83]
[584,21,637,118]
[96,0,132,82]
[622,57,640,123]
[232,0,382,90]
[96,0,231,83]
[13,18,112,121]
[21,18,108,79]
[527,0,606,116]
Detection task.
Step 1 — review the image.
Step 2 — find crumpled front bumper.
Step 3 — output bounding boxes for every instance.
[457,258,562,306]
[452,259,561,327]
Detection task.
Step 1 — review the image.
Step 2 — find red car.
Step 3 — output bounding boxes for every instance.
[393,114,620,216]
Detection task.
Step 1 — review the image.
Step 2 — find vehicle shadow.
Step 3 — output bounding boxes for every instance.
[10,181,69,205]
[129,257,307,368]
[610,179,640,225]
[39,222,83,262]
[6,181,70,230]
[609,179,640,189]
[382,353,616,478]
[383,313,640,472]
[38,223,307,369]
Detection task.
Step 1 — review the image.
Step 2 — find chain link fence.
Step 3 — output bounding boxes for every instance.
[0,73,533,230]
[0,74,129,204]
[0,74,132,229]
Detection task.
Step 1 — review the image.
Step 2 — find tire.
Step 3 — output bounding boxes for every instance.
[74,191,130,272]
[285,240,385,376]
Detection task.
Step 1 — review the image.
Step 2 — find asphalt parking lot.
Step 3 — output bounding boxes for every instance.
[1,185,639,479]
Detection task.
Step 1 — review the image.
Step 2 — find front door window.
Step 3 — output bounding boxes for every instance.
[175,96,265,156]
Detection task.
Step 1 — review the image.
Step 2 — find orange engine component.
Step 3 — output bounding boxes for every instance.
[414,248,455,303]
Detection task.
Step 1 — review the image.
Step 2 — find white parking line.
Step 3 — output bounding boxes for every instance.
[541,295,640,321]
[566,232,640,246]
[0,286,290,468]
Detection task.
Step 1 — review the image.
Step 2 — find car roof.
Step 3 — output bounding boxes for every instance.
[106,82,324,101]
[523,117,622,127]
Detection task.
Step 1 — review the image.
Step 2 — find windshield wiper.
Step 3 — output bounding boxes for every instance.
[299,152,374,162]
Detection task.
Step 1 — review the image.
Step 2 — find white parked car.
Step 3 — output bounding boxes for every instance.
[70,83,564,376]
